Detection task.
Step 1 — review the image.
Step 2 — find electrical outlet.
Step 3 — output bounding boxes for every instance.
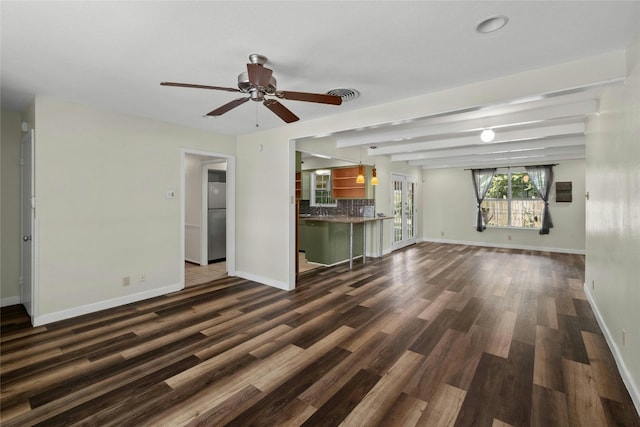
[508,235,512,241]
[122,276,130,287]
[139,273,145,283]
[592,279,595,290]
[622,329,626,346]
[440,231,445,237]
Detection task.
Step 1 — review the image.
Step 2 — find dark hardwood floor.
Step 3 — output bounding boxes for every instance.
[2,242,639,426]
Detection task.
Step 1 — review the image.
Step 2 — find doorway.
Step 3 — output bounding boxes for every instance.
[391,173,418,250]
[20,129,35,317]
[181,150,235,288]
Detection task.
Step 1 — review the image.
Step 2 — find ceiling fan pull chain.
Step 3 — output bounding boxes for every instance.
[255,102,260,127]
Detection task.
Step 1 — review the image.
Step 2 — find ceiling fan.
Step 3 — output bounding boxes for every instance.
[161,54,342,123]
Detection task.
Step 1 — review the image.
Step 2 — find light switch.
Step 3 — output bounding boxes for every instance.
[166,190,176,199]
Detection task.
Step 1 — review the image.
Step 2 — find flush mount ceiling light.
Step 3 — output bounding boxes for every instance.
[476,15,509,34]
[480,129,496,142]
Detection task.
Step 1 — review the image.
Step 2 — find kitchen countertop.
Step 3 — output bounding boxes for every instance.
[300,215,394,224]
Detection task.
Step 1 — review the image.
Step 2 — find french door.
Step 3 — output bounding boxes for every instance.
[391,174,417,250]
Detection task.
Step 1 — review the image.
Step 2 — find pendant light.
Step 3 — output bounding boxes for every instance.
[370,165,379,186]
[356,163,365,184]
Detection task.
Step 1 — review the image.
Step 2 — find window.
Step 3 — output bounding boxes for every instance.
[310,170,336,207]
[481,171,544,229]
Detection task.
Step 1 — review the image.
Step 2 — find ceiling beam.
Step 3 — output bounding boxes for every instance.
[335,99,597,148]
[392,135,584,162]
[369,122,585,156]
[420,153,586,170]
[416,147,585,169]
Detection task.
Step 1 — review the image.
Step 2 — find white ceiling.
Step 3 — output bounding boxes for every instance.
[2,1,639,169]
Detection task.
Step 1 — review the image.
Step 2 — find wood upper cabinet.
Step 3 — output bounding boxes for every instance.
[295,172,302,201]
[332,166,372,199]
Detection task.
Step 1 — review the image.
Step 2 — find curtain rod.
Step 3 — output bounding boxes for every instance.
[464,163,558,171]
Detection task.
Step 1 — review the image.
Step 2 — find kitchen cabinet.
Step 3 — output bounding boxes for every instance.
[295,172,301,201]
[298,219,309,252]
[301,171,311,200]
[304,220,363,265]
[332,166,374,199]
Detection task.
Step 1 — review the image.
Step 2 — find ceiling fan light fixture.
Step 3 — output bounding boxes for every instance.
[480,129,496,142]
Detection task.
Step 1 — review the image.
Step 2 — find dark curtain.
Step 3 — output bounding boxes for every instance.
[471,168,496,231]
[525,165,554,234]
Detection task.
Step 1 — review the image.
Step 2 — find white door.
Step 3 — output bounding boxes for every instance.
[20,129,35,316]
[391,174,418,250]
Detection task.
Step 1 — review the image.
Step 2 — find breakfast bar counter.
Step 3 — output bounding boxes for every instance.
[302,215,394,269]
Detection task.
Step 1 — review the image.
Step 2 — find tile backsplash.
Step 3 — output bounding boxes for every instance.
[300,199,374,216]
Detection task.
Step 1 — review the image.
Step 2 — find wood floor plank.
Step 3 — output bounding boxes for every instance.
[496,339,535,426]
[531,384,570,427]
[377,392,427,427]
[562,358,608,427]
[2,242,638,426]
[534,325,566,392]
[339,350,424,425]
[300,369,380,427]
[453,352,506,427]
[483,310,517,359]
[404,328,465,402]
[582,330,627,402]
[417,382,466,427]
[224,346,351,426]
[299,332,388,408]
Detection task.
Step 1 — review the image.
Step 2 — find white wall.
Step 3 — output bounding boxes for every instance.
[184,154,205,264]
[421,160,586,253]
[585,25,640,409]
[1,110,23,306]
[234,51,624,291]
[28,97,235,325]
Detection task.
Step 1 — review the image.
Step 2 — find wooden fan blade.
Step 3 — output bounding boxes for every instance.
[161,82,241,93]
[263,99,299,123]
[206,97,250,116]
[247,64,273,87]
[276,90,342,105]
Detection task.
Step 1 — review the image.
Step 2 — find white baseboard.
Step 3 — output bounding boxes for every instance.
[420,237,585,255]
[235,270,292,291]
[584,283,640,416]
[32,283,183,327]
[1,295,21,307]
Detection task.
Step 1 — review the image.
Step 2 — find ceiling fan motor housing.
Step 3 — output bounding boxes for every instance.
[238,72,277,97]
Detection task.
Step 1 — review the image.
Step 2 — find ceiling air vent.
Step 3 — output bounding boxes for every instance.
[326,88,360,102]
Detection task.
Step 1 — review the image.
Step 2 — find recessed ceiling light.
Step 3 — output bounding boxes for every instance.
[476,16,509,34]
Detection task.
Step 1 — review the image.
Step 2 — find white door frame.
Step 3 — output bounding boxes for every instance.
[390,173,418,250]
[180,149,236,287]
[20,128,36,318]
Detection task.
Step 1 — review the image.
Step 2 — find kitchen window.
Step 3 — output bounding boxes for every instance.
[480,170,544,229]
[310,170,337,207]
